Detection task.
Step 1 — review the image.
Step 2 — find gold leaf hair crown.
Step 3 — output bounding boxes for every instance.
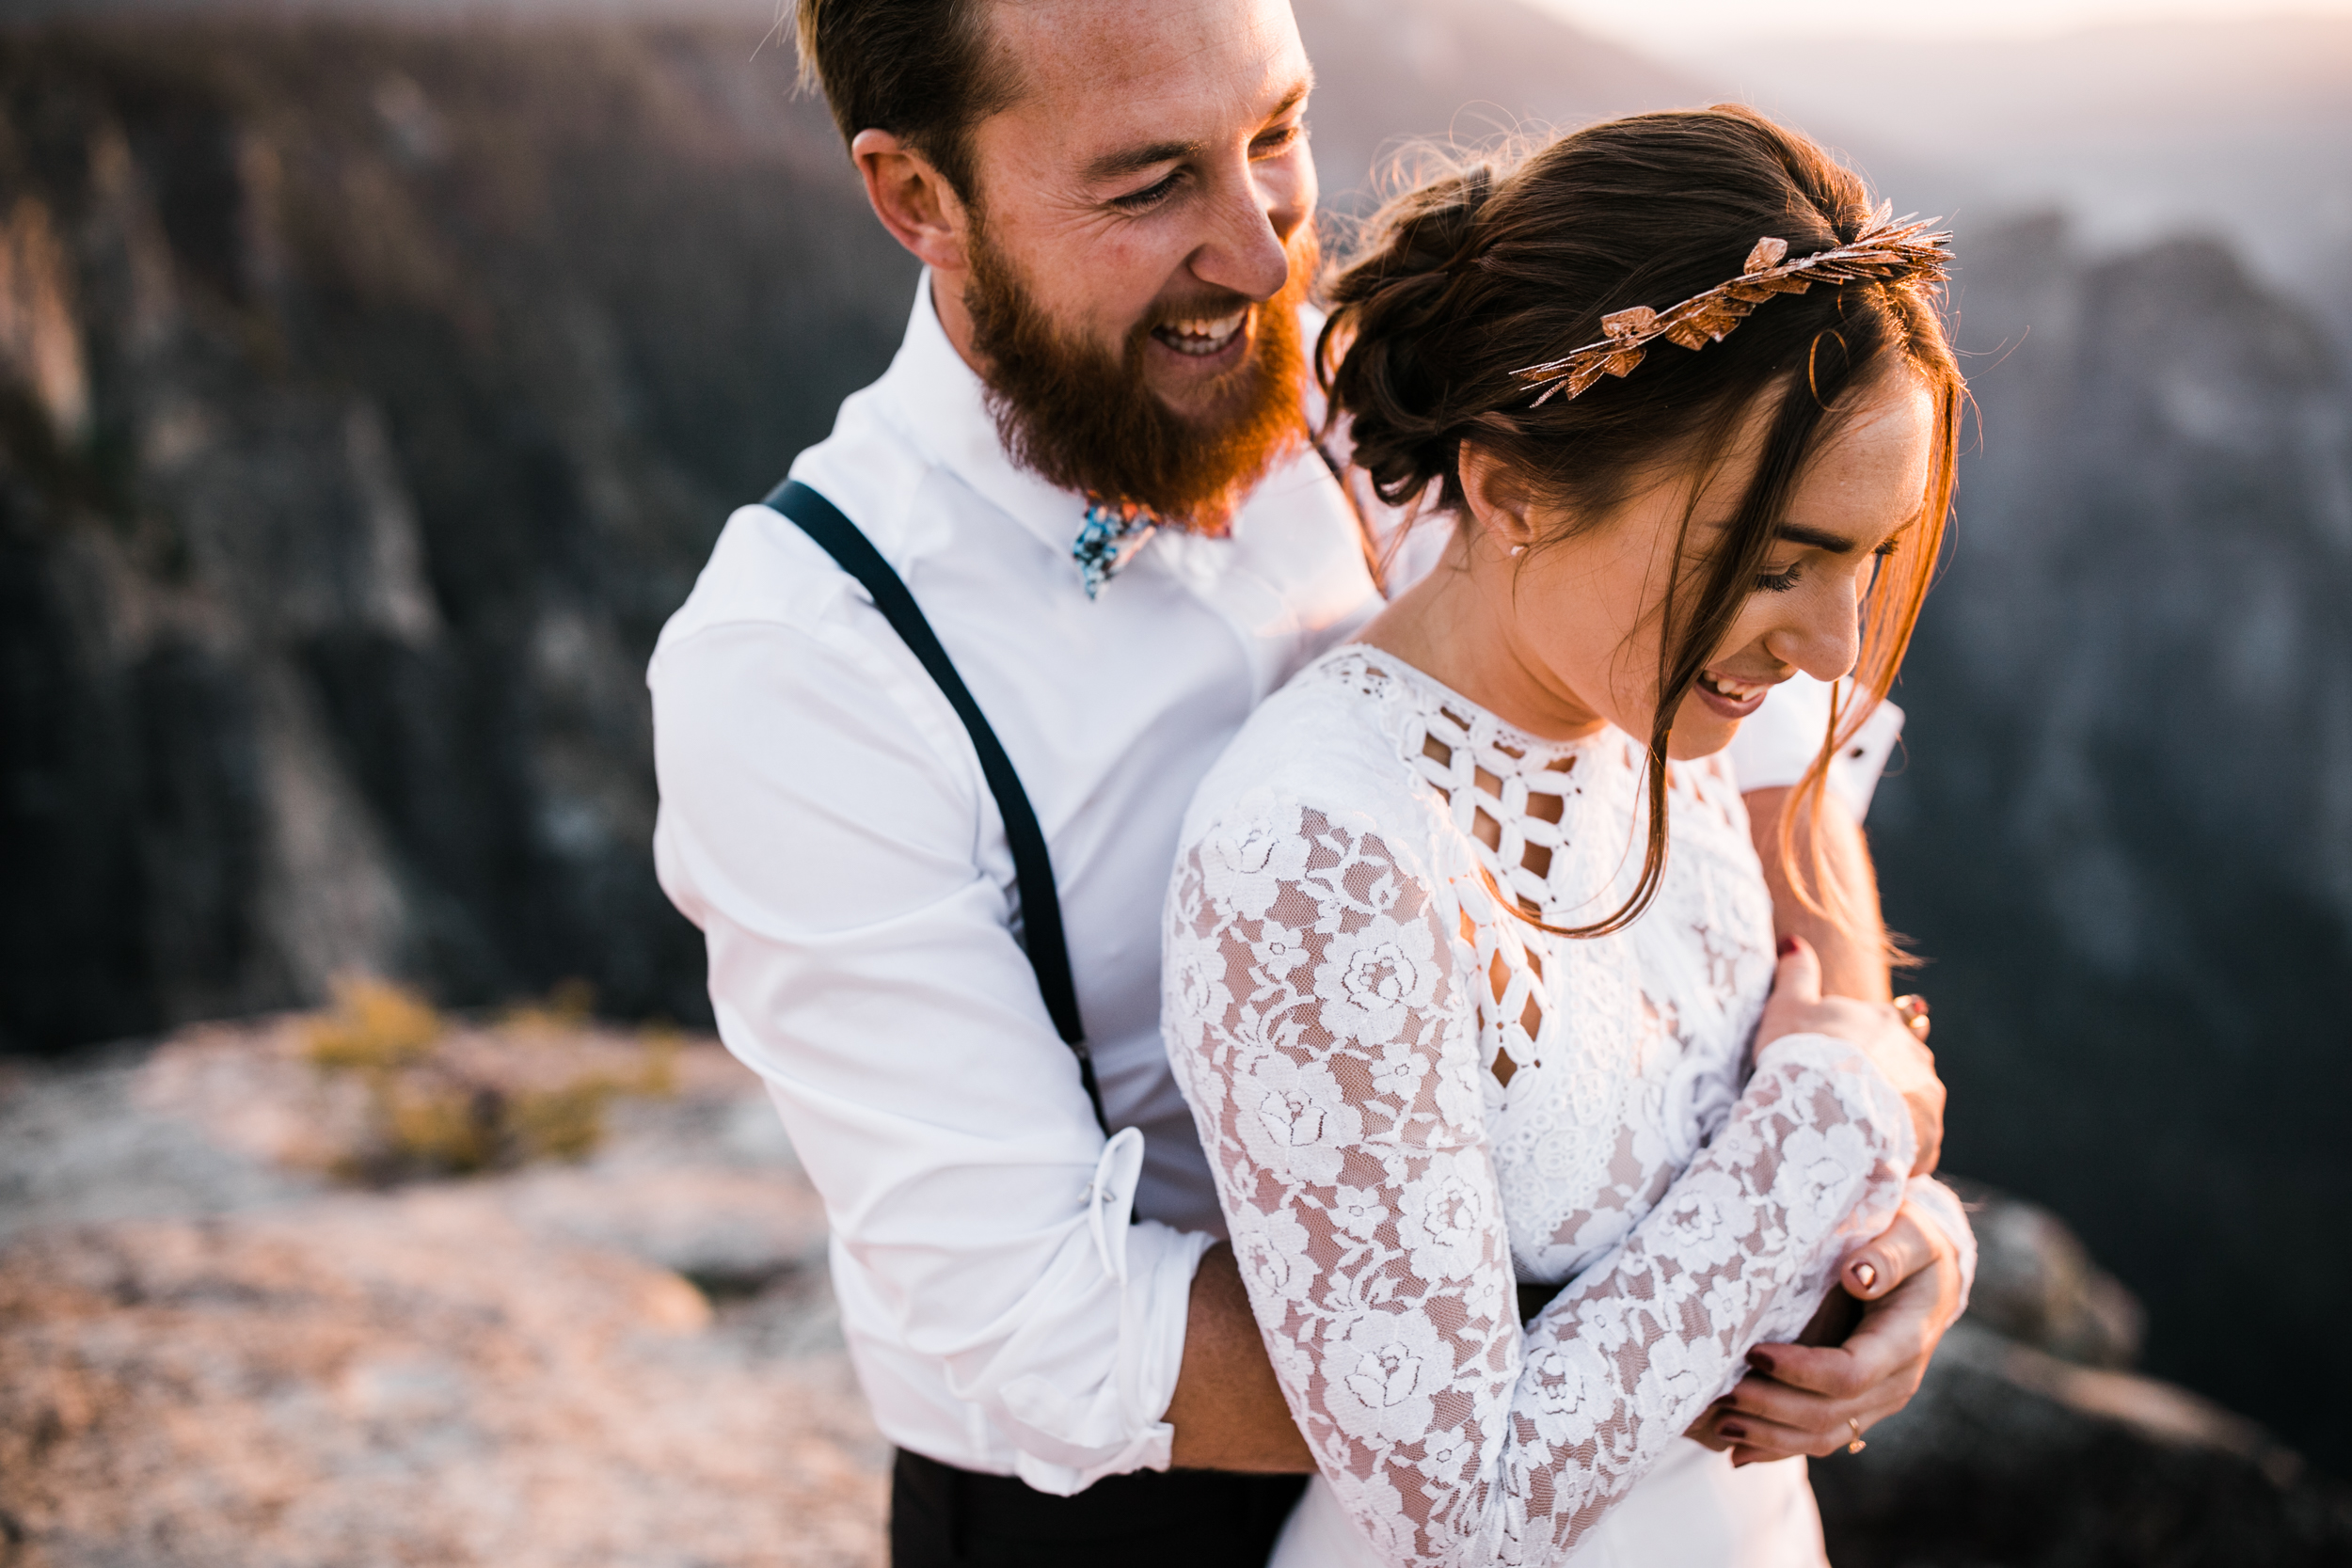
[1512,207,1952,406]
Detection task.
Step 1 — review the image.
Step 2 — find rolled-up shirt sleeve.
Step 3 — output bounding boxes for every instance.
[1725,673,1904,821]
[651,608,1211,1494]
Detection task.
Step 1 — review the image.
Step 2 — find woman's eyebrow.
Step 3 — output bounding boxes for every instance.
[1773,521,1859,552]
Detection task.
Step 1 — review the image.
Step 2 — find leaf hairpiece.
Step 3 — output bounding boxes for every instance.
[1512,207,1952,406]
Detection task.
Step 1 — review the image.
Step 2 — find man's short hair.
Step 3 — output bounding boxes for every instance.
[795,0,1021,199]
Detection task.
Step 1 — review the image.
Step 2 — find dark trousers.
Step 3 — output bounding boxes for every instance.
[890,1449,1309,1567]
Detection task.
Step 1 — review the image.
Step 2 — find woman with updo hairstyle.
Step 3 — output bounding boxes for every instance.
[1161,107,1978,1566]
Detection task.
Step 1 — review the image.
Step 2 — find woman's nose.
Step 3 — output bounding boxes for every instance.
[1764,579,1865,684]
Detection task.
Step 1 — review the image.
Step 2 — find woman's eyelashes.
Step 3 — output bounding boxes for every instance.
[1756,537,1899,593]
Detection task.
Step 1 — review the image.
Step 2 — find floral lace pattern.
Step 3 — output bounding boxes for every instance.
[1163,650,1916,1564]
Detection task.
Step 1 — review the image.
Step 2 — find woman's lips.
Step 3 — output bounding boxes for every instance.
[1693,670,1776,720]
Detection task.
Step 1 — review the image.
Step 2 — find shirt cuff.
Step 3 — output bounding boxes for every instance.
[992,1130,1217,1495]
[1007,1214,1216,1494]
[1724,673,1905,822]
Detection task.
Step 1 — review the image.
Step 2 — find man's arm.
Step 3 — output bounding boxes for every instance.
[654,595,1213,1494]
[1167,1244,1314,1471]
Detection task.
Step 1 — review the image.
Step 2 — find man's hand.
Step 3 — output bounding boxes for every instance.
[1686,1204,1963,1463]
[1166,1243,1315,1472]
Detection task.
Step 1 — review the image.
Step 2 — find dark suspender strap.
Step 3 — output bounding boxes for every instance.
[763,479,1107,1136]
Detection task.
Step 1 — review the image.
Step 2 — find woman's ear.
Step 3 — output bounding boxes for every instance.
[1457,441,1542,559]
[851,129,974,275]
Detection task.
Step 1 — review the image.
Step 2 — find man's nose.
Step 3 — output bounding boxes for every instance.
[1188,161,1298,303]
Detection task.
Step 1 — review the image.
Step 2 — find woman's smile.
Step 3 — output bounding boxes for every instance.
[1694,668,1780,719]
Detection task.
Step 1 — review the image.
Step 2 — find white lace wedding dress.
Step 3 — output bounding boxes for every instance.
[1161,647,1969,1567]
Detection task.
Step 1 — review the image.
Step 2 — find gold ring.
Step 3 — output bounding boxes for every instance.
[1892,994,1931,1041]
[1845,1417,1867,1455]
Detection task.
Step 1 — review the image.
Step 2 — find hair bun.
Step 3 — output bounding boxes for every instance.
[1376,162,1496,281]
[1314,159,1503,505]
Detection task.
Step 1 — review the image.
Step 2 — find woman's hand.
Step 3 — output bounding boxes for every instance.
[1685,1204,1963,1463]
[1757,935,1943,1175]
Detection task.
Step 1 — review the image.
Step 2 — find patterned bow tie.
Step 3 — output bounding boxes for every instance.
[1073,499,1161,599]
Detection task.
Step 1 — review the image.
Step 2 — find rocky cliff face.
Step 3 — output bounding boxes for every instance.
[0,19,917,1042]
[1867,214,2352,1463]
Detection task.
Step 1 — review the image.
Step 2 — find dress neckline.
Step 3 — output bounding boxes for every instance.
[1321,642,1617,770]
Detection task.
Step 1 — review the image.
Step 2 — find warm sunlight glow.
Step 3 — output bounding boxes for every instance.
[1533,0,2352,54]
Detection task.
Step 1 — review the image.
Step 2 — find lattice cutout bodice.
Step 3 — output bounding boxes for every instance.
[1355,650,1778,1284]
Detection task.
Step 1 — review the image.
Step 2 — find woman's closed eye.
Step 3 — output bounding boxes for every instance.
[1756,537,1899,593]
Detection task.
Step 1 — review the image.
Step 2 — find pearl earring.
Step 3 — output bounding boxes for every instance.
[1509,544,1526,557]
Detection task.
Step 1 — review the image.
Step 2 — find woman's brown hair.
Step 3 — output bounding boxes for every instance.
[1318,105,1963,947]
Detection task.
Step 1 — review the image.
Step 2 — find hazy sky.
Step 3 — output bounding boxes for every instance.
[1536,0,2352,54]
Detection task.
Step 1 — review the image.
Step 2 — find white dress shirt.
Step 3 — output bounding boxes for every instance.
[649,278,1899,1496]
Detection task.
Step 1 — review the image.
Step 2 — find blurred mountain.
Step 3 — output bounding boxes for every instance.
[0,0,2347,1486]
[1867,210,2352,1470]
[0,17,918,1038]
[1288,0,1710,212]
[1685,19,2352,341]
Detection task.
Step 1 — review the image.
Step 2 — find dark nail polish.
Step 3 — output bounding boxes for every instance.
[1718,1421,1749,1441]
[1776,935,1798,958]
[1746,1349,1777,1375]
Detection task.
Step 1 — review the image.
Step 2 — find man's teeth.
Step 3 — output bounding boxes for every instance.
[1157,310,1248,356]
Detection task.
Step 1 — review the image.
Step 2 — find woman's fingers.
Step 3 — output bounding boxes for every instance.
[1720,1362,1901,1430]
[1756,934,1823,1043]
[1714,1368,1908,1463]
[1714,1396,1884,1464]
[1721,1253,1963,1465]
[1839,1207,1940,1301]
[1683,1402,1737,1451]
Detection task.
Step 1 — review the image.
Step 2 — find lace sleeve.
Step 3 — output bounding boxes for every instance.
[1163,797,1916,1566]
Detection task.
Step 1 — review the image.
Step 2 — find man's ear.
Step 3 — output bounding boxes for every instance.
[851,129,973,274]
[1457,441,1541,557]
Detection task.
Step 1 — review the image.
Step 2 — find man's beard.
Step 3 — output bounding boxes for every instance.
[964,224,1315,531]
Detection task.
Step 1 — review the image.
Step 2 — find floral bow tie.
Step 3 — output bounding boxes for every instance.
[1073,499,1161,599]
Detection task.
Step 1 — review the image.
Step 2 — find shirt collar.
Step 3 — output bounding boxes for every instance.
[875,272,1095,562]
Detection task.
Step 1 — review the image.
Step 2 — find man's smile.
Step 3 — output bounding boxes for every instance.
[1152,307,1249,358]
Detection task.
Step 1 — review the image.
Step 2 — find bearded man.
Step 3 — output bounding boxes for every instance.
[648,2,1967,1563]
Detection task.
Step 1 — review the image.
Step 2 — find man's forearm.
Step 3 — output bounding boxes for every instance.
[1165,1243,1315,1472]
[1744,784,1893,1004]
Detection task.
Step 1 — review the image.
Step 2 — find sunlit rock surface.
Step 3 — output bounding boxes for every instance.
[7,1021,2351,1567]
[0,1022,882,1568]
